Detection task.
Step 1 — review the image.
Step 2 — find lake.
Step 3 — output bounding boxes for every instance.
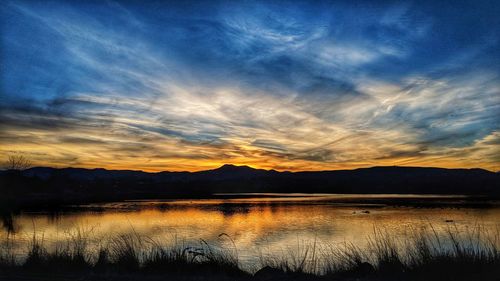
[2,194,499,270]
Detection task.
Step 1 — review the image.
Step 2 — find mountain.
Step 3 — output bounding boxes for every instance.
[1,165,499,205]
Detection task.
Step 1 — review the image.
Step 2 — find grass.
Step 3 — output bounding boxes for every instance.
[320,225,500,280]
[0,225,499,280]
[256,225,499,280]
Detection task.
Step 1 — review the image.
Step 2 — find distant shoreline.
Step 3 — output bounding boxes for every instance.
[2,194,500,214]
[1,165,499,211]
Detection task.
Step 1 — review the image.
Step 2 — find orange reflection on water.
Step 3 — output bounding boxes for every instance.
[2,198,500,267]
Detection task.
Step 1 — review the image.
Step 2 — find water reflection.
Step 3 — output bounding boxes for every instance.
[1,195,499,268]
[1,211,16,234]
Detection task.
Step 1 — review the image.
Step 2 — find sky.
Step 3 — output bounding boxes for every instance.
[0,0,499,172]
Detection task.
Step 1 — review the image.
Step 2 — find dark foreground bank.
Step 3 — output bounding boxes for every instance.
[1,227,498,281]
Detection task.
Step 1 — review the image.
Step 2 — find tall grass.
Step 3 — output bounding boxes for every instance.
[258,237,320,274]
[0,233,15,270]
[0,225,498,280]
[256,225,499,280]
[289,225,499,280]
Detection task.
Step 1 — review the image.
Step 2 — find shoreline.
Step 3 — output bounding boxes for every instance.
[2,193,500,213]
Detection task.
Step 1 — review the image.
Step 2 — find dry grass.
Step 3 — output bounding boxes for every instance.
[0,225,498,280]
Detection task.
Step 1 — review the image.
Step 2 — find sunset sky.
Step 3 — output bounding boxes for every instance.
[1,0,499,172]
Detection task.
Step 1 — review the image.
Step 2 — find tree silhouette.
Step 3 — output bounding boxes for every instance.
[6,155,32,170]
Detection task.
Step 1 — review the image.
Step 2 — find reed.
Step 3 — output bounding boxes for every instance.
[0,224,498,280]
[317,225,500,280]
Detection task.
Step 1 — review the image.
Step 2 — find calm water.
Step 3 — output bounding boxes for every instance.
[2,194,500,269]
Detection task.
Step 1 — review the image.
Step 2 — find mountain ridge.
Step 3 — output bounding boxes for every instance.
[1,164,498,205]
[8,164,496,175]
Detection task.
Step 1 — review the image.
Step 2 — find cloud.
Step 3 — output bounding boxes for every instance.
[0,0,499,171]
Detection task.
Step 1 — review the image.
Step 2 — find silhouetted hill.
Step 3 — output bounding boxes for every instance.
[1,165,499,206]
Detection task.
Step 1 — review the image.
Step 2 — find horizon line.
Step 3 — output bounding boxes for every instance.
[8,164,497,174]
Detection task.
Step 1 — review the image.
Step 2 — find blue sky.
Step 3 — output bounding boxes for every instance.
[1,0,499,171]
